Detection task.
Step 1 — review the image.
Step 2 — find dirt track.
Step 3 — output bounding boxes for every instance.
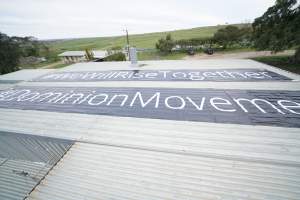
[41,61,63,69]
[184,50,295,60]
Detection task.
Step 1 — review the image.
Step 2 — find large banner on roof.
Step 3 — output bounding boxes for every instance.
[0,87,299,128]
[33,69,291,82]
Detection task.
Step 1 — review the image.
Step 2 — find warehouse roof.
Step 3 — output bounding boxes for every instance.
[0,59,300,200]
[0,69,55,90]
[0,69,54,82]
[58,51,85,57]
[58,50,107,59]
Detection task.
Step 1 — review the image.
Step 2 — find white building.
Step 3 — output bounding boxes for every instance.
[58,50,108,63]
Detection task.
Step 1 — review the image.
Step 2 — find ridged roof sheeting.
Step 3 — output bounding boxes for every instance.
[0,158,50,200]
[0,108,300,167]
[0,132,73,200]
[27,142,300,200]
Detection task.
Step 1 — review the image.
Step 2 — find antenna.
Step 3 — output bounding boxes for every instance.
[124,28,130,61]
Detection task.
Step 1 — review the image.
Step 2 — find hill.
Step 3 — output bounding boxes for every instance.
[48,24,249,54]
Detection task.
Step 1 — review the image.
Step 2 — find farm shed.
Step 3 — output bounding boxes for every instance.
[58,50,108,63]
[0,59,300,200]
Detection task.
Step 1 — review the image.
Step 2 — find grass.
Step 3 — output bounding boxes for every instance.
[20,23,252,69]
[138,51,186,60]
[252,55,300,74]
[137,47,256,61]
[20,61,70,69]
[34,23,249,69]
[48,23,249,55]
[49,63,71,69]
[20,61,56,69]
[215,47,255,53]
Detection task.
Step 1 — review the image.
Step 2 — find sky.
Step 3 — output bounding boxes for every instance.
[0,0,276,39]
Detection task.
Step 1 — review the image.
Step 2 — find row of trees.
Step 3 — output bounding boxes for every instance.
[0,33,50,74]
[0,33,20,74]
[252,0,300,62]
[176,26,252,49]
[213,26,252,48]
[156,0,300,62]
[156,25,252,53]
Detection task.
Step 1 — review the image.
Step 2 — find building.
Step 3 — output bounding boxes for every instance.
[0,59,300,200]
[0,69,55,90]
[58,50,108,63]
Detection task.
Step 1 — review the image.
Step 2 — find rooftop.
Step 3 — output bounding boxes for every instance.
[58,51,86,57]
[58,50,108,59]
[0,59,300,200]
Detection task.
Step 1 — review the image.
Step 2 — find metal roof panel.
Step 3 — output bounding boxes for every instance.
[27,142,300,200]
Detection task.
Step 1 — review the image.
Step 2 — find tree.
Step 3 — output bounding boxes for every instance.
[213,26,240,48]
[106,46,122,56]
[85,49,94,61]
[104,52,126,61]
[213,25,252,48]
[175,37,213,50]
[0,32,21,74]
[155,34,174,53]
[11,36,42,57]
[252,0,300,62]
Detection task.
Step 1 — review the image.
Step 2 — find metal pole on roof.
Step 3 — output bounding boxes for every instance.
[125,29,130,61]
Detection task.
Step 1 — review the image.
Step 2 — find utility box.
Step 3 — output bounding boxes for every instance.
[129,47,138,66]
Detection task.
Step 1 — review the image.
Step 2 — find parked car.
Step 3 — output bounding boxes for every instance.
[187,48,195,55]
[204,47,214,55]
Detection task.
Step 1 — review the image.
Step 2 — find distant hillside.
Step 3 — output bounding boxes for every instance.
[49,23,250,54]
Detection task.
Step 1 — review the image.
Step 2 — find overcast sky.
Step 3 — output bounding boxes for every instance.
[0,0,276,39]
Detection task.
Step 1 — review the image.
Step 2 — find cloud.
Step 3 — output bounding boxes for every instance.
[0,0,276,39]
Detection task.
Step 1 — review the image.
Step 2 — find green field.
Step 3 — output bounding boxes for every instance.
[252,55,300,75]
[48,24,248,54]
[138,51,187,61]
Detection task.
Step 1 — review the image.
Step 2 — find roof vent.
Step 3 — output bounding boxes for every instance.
[129,47,138,67]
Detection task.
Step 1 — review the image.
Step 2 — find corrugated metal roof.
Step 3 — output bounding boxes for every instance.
[0,158,50,200]
[0,132,73,200]
[0,80,20,84]
[92,50,108,59]
[58,50,108,59]
[0,132,73,165]
[0,69,56,91]
[55,59,300,81]
[21,78,300,90]
[27,142,300,200]
[0,59,299,200]
[0,69,55,81]
[0,83,15,91]
[15,60,300,91]
[58,51,86,57]
[0,109,299,166]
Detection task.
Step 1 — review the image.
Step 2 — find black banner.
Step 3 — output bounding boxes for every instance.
[1,87,299,128]
[33,69,291,82]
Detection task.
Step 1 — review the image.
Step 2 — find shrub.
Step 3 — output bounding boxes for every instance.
[155,34,174,53]
[104,52,126,61]
[0,32,21,74]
